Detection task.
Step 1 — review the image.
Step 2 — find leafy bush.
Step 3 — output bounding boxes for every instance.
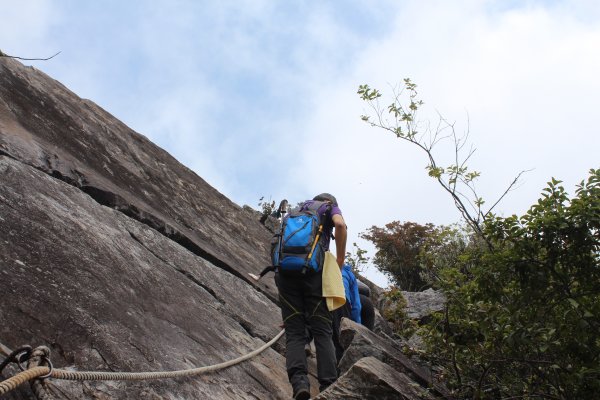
[422,170,600,399]
[345,242,370,274]
[362,221,435,291]
[358,80,599,398]
[257,196,276,224]
[361,222,470,291]
[381,286,418,338]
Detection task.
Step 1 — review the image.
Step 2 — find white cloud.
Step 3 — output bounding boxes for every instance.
[293,2,600,287]
[0,0,59,56]
[3,1,599,288]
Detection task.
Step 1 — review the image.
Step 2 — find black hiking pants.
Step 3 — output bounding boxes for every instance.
[275,271,337,392]
[332,302,352,363]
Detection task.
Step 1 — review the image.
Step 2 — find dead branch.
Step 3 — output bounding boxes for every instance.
[0,50,61,61]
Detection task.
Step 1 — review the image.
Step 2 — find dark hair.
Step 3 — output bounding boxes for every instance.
[313,193,338,206]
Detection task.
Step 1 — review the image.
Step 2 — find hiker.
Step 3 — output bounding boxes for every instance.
[274,193,347,400]
[342,264,362,324]
[357,280,375,331]
[332,263,362,362]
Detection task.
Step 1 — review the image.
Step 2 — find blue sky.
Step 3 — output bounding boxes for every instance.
[3,0,599,287]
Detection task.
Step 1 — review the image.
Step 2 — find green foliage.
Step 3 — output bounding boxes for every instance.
[361,221,469,291]
[419,224,474,284]
[345,242,370,274]
[257,196,276,219]
[357,80,524,241]
[421,169,600,399]
[381,287,418,338]
[361,221,435,291]
[359,79,598,397]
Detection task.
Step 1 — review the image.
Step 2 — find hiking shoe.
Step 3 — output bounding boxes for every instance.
[293,387,310,400]
[319,380,334,393]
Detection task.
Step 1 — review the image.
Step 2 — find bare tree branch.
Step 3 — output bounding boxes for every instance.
[358,81,528,250]
[484,169,531,217]
[0,50,61,61]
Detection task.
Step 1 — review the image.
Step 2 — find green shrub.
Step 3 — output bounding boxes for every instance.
[381,287,418,338]
[421,170,600,399]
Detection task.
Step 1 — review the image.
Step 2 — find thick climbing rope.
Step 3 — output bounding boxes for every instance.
[24,347,53,400]
[0,329,285,396]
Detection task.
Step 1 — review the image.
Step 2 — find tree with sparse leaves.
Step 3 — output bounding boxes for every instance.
[421,172,600,399]
[358,80,525,247]
[361,221,436,291]
[345,242,370,274]
[358,81,600,398]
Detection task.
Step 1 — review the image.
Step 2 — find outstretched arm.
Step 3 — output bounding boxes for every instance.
[332,214,347,268]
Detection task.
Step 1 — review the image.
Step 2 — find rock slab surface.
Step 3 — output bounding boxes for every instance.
[0,56,451,399]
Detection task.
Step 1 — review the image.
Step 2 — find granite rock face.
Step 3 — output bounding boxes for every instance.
[315,357,435,400]
[0,155,288,399]
[338,319,451,399]
[0,57,450,399]
[401,289,446,322]
[0,57,283,399]
[0,57,276,301]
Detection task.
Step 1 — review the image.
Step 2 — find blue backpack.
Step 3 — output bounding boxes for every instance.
[271,200,331,274]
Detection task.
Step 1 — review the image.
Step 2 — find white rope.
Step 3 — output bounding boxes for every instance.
[0,329,285,395]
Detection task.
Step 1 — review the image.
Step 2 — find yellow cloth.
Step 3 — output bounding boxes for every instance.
[322,251,346,311]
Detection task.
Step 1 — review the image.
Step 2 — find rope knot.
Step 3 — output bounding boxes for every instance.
[26,346,53,379]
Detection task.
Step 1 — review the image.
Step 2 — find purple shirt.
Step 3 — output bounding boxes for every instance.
[300,200,342,250]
